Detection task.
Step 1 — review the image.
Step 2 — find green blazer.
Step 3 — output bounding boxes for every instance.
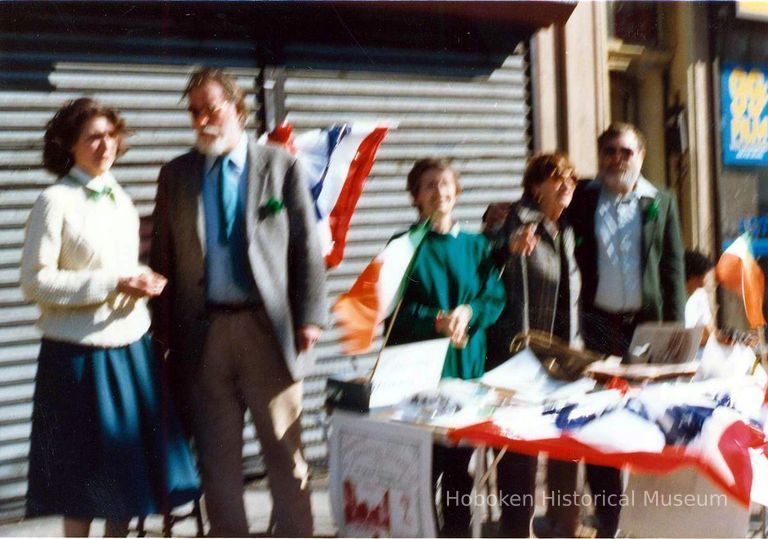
[567,177,686,323]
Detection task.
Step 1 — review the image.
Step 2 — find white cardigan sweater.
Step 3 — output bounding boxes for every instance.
[20,168,150,347]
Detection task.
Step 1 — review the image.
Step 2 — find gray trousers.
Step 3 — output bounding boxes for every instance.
[188,307,312,537]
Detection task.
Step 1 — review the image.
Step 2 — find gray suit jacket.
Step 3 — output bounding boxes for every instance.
[150,139,328,380]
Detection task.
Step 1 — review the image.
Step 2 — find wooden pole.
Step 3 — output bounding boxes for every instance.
[367,297,405,383]
[367,217,434,383]
[752,326,768,376]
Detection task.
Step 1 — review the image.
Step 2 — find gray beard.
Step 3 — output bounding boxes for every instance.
[603,169,639,193]
[195,136,229,157]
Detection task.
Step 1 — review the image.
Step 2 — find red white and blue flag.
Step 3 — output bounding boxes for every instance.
[264,122,389,269]
[450,377,768,506]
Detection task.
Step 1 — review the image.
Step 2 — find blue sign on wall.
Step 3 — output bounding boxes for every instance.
[721,64,768,166]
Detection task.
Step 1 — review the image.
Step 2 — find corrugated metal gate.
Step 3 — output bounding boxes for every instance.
[272,53,531,464]
[0,32,529,520]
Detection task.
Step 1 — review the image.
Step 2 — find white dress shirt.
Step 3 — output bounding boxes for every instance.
[594,176,658,313]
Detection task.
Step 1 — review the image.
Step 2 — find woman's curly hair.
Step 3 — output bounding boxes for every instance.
[43,97,129,177]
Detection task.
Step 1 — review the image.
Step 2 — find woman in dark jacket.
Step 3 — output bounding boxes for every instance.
[485,152,582,537]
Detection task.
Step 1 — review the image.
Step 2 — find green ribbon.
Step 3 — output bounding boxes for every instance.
[86,185,116,202]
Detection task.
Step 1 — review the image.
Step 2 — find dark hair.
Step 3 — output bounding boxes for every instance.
[406,158,462,203]
[42,98,129,178]
[685,249,715,281]
[522,152,576,197]
[183,66,248,125]
[597,122,647,153]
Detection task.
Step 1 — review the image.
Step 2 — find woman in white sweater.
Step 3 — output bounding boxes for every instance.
[21,98,198,537]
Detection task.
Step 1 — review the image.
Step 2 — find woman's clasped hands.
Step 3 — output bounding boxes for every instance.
[117,271,167,298]
[435,304,473,348]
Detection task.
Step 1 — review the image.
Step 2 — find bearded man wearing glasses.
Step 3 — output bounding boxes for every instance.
[150,67,327,537]
[564,122,686,538]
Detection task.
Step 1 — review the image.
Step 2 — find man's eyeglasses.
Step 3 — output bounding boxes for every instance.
[600,145,636,159]
[187,101,229,119]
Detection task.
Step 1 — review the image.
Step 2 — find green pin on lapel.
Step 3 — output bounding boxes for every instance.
[259,197,285,219]
[644,198,660,222]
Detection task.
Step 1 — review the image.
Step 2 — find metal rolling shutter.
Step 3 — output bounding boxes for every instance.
[273,53,531,466]
[0,29,530,525]
[0,31,260,520]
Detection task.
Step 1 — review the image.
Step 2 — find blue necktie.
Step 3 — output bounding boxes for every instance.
[217,155,238,243]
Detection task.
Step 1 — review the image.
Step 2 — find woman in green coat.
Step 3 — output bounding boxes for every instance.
[388,157,505,537]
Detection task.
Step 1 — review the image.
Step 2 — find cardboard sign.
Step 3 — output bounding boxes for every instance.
[329,413,437,537]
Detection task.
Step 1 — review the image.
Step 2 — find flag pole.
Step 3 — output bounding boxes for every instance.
[367,216,434,383]
[753,326,768,376]
[367,297,405,383]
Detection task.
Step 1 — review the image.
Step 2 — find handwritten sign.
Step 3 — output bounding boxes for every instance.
[722,64,768,166]
[329,413,436,537]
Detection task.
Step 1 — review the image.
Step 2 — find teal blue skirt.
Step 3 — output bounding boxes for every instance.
[26,334,199,520]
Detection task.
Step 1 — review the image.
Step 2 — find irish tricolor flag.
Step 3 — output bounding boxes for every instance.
[333,222,430,354]
[716,233,766,328]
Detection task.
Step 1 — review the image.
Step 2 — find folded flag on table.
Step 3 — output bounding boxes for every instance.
[264,122,389,269]
[716,233,766,328]
[449,378,768,506]
[333,221,431,354]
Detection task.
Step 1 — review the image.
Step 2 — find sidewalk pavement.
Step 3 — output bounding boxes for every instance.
[0,475,336,537]
[1,470,764,537]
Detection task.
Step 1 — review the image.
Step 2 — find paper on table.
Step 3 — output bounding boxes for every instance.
[480,348,595,404]
[492,405,560,440]
[390,379,499,429]
[370,338,450,408]
[695,337,763,383]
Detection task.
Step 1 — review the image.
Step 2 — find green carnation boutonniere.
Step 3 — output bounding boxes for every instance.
[258,197,285,219]
[644,198,660,222]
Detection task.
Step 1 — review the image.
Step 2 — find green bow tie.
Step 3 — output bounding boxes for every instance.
[86,185,115,202]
